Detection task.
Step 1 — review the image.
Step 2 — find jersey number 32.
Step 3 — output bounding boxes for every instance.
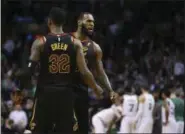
[49,54,70,73]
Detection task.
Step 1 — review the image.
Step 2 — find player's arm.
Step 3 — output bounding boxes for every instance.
[107,109,123,134]
[163,100,169,125]
[93,42,113,92]
[74,39,103,98]
[18,37,45,89]
[107,116,118,134]
[134,95,145,122]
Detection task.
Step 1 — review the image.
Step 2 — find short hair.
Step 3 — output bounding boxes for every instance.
[48,7,66,26]
[162,89,171,97]
[78,12,92,20]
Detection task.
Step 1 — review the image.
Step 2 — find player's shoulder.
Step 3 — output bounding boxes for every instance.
[35,35,46,43]
[139,94,145,102]
[92,41,101,48]
[32,36,46,49]
[71,37,82,48]
[92,41,102,53]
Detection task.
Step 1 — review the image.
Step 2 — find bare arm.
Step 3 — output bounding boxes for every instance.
[18,37,45,90]
[135,95,145,122]
[29,37,45,61]
[74,39,103,96]
[107,116,117,134]
[163,100,169,124]
[93,42,113,92]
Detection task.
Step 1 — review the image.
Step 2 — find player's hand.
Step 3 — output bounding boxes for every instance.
[110,91,119,102]
[94,85,104,99]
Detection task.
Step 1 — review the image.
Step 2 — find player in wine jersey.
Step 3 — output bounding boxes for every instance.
[18,7,103,134]
[71,12,117,133]
[119,83,138,133]
[133,81,155,133]
[92,99,122,133]
[161,89,177,133]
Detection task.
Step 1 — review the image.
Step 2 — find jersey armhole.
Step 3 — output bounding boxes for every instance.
[36,36,46,53]
[36,36,46,44]
[70,36,77,50]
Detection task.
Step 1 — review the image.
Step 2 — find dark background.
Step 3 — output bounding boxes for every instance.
[1,0,184,133]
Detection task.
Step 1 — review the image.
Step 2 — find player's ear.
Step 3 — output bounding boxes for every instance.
[78,20,82,27]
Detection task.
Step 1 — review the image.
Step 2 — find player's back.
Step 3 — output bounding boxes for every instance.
[122,94,138,116]
[38,33,78,88]
[166,98,175,119]
[94,105,122,125]
[142,93,155,118]
[171,97,184,121]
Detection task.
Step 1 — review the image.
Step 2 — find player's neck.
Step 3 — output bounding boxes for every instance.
[75,29,88,41]
[50,26,64,34]
[142,90,148,94]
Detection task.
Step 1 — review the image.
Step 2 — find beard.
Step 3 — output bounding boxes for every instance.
[81,24,94,38]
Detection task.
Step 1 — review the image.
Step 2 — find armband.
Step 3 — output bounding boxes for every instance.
[19,60,38,90]
[27,60,38,75]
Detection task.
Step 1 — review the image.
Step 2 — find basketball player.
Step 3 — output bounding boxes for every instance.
[119,84,138,133]
[171,90,184,134]
[19,7,103,133]
[92,98,122,133]
[161,89,177,133]
[71,12,117,133]
[152,88,162,134]
[133,81,155,133]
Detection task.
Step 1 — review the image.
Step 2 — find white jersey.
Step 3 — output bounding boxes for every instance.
[162,98,176,122]
[136,93,155,133]
[122,94,138,116]
[162,98,177,133]
[95,105,122,125]
[142,93,155,118]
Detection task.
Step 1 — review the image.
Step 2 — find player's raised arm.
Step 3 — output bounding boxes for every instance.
[74,38,103,98]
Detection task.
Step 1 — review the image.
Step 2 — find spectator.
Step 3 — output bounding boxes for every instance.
[9,104,28,133]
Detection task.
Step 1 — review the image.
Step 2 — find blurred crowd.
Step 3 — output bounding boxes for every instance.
[1,0,184,133]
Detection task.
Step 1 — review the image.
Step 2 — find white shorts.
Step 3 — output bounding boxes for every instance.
[176,121,184,134]
[92,115,106,133]
[136,117,153,133]
[162,118,177,133]
[120,116,135,133]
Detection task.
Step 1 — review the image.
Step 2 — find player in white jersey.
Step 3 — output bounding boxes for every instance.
[92,98,122,133]
[161,89,177,133]
[133,82,155,133]
[119,85,138,133]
